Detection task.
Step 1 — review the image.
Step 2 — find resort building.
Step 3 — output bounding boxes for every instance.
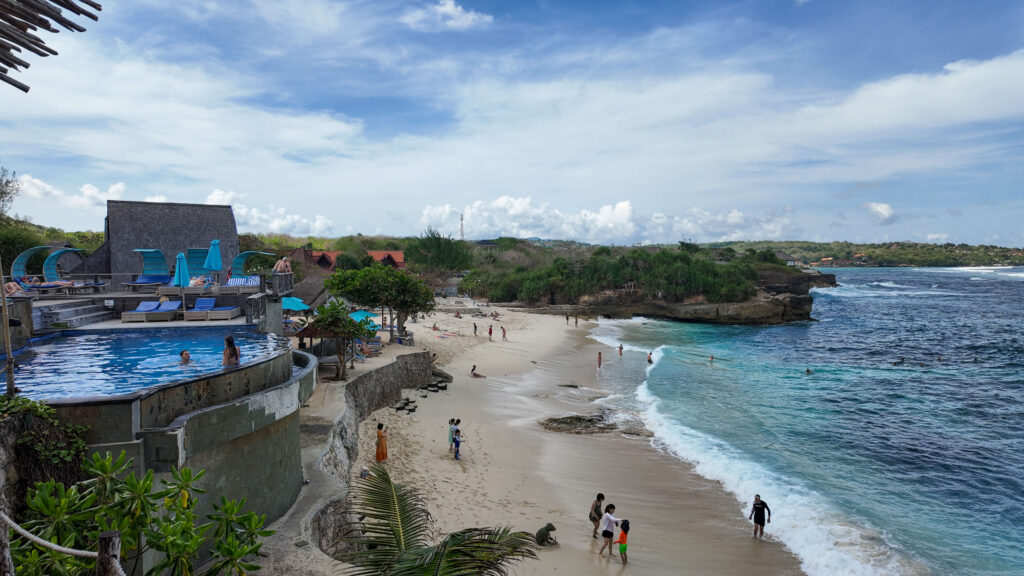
[367,250,406,269]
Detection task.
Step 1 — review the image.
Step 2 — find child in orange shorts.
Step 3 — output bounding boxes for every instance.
[615,519,630,565]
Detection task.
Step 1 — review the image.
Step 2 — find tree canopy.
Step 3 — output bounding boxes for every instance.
[326,264,434,338]
[310,300,376,380]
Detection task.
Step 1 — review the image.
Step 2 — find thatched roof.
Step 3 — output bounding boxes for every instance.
[1,0,102,92]
[73,200,239,285]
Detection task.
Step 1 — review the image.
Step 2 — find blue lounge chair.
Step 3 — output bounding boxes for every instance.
[207,305,241,320]
[144,300,181,322]
[184,297,217,321]
[124,274,173,292]
[122,301,160,322]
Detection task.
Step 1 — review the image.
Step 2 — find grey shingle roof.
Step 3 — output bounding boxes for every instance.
[72,200,239,283]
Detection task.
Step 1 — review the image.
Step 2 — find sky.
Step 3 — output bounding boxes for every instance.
[2,0,1024,246]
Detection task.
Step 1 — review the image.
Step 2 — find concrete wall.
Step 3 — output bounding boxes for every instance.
[5,299,33,350]
[309,351,432,557]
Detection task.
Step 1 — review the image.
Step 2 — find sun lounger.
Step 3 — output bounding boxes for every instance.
[207,306,241,320]
[219,275,261,295]
[143,300,181,322]
[122,300,160,322]
[124,275,172,292]
[184,297,217,321]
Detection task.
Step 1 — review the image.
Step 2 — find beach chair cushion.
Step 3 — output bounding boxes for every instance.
[129,301,161,313]
[125,274,172,285]
[190,298,217,311]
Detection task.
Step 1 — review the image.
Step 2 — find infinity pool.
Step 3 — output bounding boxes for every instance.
[8,328,290,399]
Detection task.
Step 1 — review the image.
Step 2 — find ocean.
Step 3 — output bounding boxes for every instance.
[588,266,1024,576]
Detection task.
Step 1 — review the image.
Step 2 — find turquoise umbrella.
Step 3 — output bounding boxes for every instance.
[349,310,377,322]
[171,252,189,310]
[282,296,310,311]
[171,252,190,287]
[203,239,222,281]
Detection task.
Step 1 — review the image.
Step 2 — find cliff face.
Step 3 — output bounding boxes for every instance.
[526,269,837,326]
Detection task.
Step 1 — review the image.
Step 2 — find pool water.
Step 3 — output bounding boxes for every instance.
[8,328,289,399]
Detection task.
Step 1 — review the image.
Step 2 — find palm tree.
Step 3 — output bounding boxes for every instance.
[340,464,538,576]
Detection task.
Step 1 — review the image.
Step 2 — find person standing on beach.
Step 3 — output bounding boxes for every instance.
[474,323,478,336]
[501,326,507,341]
[375,422,388,463]
[489,325,493,341]
[598,504,622,556]
[597,352,602,369]
[575,316,579,328]
[748,494,771,539]
[448,418,456,453]
[615,519,630,565]
[618,344,623,356]
[589,493,605,538]
[566,314,570,325]
[453,428,463,460]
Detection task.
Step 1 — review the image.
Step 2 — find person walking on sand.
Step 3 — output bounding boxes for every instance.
[501,326,507,341]
[448,418,456,453]
[615,519,630,565]
[589,493,605,538]
[598,504,622,556]
[566,314,570,325]
[618,344,623,356]
[597,351,602,369]
[489,325,493,341]
[375,422,388,463]
[474,322,478,336]
[575,316,578,328]
[453,428,463,460]
[748,494,771,539]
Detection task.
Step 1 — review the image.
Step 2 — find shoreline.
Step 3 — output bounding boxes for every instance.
[352,307,805,575]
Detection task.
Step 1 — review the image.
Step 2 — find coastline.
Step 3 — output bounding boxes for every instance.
[352,307,805,575]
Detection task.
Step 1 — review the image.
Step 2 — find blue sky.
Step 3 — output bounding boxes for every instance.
[2,0,1023,245]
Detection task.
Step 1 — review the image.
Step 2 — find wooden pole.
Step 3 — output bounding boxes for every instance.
[96,531,120,576]
[1,513,14,576]
[0,255,17,397]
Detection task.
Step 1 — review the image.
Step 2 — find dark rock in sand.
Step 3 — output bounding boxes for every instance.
[540,413,616,434]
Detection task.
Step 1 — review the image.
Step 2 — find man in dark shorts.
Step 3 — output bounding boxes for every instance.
[748,494,771,539]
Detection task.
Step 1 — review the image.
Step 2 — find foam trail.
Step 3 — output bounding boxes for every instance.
[634,380,919,576]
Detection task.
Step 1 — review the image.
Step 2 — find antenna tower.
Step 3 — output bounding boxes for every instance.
[460,213,464,240]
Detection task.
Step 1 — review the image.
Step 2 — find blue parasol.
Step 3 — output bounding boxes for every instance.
[203,239,222,281]
[349,310,377,322]
[171,252,190,287]
[282,296,310,311]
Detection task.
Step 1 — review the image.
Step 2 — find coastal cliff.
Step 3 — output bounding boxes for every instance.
[524,270,837,325]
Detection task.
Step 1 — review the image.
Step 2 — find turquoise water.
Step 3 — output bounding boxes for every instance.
[590,267,1024,576]
[10,328,288,399]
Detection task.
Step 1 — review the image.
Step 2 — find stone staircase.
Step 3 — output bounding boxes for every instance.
[33,300,115,331]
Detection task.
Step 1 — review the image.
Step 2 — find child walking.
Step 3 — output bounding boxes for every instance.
[453,428,463,460]
[615,519,630,565]
[448,419,456,453]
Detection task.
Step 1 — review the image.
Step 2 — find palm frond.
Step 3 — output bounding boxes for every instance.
[393,527,538,576]
[340,464,433,574]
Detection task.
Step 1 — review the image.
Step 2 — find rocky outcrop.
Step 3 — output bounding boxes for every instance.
[517,269,837,325]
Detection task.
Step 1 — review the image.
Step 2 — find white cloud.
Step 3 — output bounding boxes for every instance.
[863,202,896,225]
[401,0,493,32]
[144,195,168,202]
[19,175,124,211]
[926,233,949,242]
[419,197,795,243]
[204,189,333,236]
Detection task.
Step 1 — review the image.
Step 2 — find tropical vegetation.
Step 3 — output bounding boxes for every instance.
[326,264,435,338]
[9,451,273,576]
[309,299,378,380]
[340,463,537,576]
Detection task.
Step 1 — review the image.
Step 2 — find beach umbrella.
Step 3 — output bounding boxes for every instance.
[349,310,377,322]
[282,296,310,311]
[203,239,222,282]
[171,252,189,309]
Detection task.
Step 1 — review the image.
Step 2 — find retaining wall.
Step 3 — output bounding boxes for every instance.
[309,351,432,557]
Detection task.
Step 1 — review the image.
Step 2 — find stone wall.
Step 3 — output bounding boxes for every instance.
[309,351,432,558]
[0,416,24,517]
[5,299,33,350]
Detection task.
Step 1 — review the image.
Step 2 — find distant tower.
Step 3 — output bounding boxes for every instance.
[460,213,464,240]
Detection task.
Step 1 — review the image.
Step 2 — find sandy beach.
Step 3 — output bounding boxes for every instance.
[354,304,805,575]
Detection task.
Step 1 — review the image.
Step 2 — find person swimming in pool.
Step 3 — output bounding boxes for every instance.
[223,335,240,366]
[180,350,192,364]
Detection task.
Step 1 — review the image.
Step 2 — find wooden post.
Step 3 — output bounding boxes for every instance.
[96,531,120,576]
[1,518,14,576]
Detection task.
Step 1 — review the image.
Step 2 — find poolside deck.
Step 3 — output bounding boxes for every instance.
[84,317,250,330]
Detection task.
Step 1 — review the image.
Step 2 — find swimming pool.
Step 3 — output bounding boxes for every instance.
[7,327,290,399]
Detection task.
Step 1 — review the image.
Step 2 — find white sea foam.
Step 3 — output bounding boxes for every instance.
[812,286,965,298]
[634,382,921,576]
[868,281,909,288]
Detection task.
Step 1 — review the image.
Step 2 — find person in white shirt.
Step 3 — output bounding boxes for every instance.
[597,504,621,556]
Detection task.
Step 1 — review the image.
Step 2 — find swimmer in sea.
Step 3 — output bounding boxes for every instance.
[805,368,812,375]
[647,352,653,365]
[618,344,623,356]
